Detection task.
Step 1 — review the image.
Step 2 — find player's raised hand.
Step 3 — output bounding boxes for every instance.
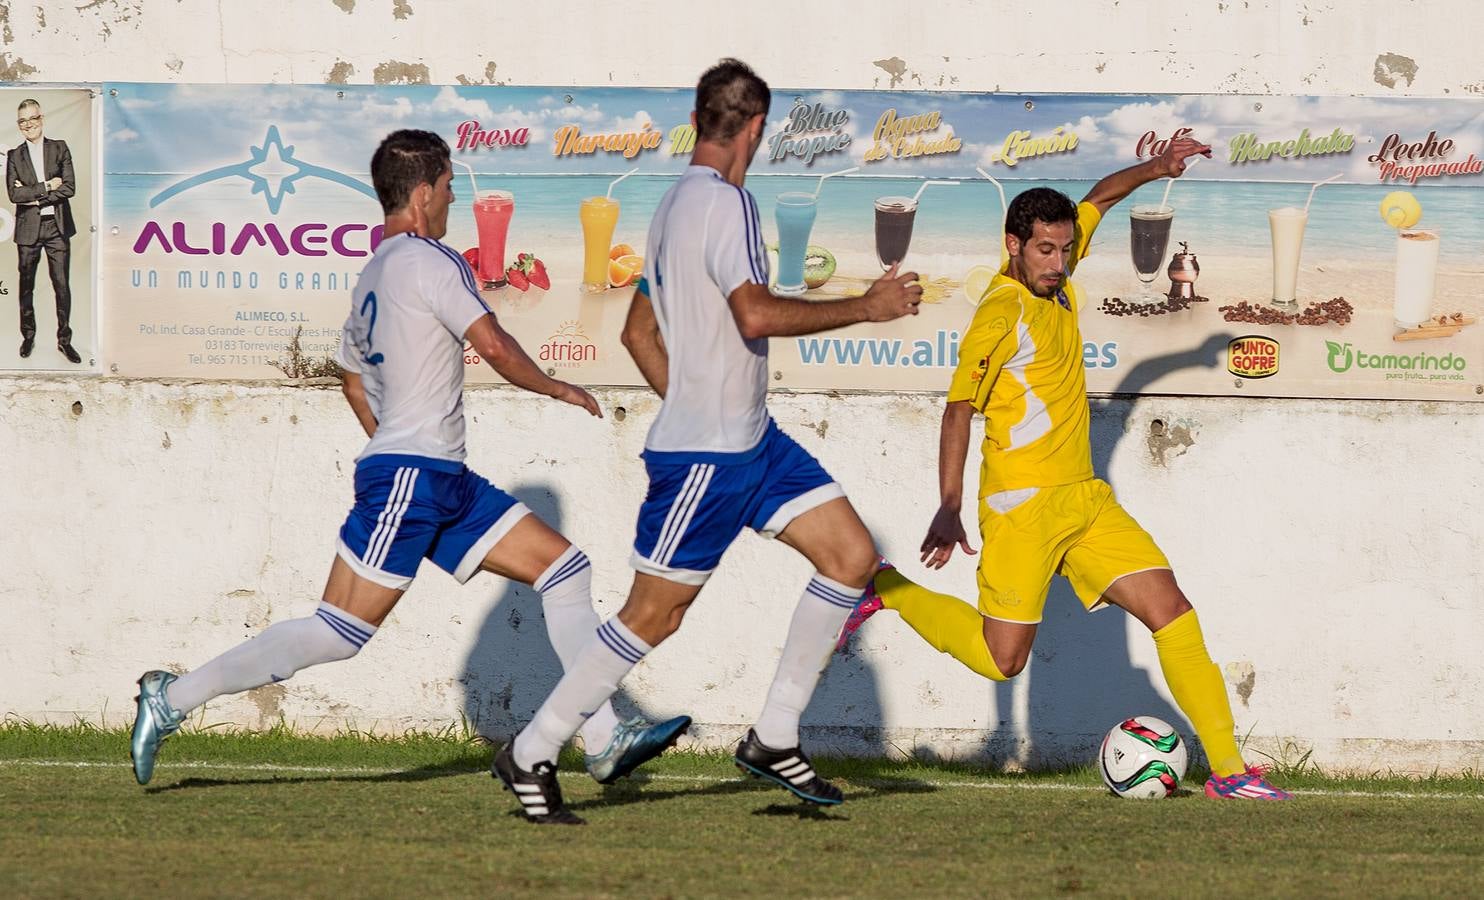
[554,381,603,418]
[919,503,977,569]
[1155,136,1213,178]
[861,263,924,322]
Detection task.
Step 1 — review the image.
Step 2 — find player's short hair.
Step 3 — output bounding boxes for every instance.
[17,98,40,114]
[1005,187,1078,242]
[694,58,770,141]
[370,129,450,215]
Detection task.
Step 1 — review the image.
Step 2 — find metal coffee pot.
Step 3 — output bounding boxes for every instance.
[1167,241,1200,300]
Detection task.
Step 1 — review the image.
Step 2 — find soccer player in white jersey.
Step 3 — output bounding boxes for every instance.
[494,60,923,824]
[129,130,689,787]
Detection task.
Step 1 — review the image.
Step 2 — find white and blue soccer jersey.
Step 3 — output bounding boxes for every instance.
[640,165,772,454]
[332,233,527,590]
[336,233,491,464]
[629,166,843,584]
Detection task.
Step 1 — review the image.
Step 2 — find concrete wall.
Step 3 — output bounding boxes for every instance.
[4,1,1484,772]
[5,377,1482,772]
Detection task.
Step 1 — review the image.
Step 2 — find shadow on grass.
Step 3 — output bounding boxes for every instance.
[144,763,482,794]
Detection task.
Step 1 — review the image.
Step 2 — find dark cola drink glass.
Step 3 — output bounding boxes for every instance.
[1129,204,1174,297]
[874,196,918,270]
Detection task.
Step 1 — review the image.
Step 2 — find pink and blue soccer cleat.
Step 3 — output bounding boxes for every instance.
[835,558,893,652]
[1205,765,1293,800]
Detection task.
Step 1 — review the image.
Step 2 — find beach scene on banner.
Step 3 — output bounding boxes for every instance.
[101,84,1484,395]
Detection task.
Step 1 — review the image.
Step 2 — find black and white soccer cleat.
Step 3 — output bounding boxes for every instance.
[492,742,585,825]
[734,728,844,806]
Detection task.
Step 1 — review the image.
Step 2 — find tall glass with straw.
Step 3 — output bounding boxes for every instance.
[774,166,856,296]
[874,179,958,270]
[1269,172,1341,309]
[581,168,637,292]
[1127,160,1193,297]
[454,159,514,287]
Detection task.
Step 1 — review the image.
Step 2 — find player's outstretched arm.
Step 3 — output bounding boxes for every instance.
[340,370,378,438]
[1082,136,1212,215]
[920,400,977,570]
[465,314,602,418]
[621,286,668,398]
[727,264,923,339]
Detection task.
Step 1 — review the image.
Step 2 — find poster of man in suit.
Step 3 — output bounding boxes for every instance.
[2,88,95,371]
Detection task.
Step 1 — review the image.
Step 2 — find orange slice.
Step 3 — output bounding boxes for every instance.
[609,243,635,261]
[609,254,643,287]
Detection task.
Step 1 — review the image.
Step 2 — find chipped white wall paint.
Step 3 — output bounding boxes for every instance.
[3,378,1482,773]
[4,1,1484,772]
[3,1,1481,97]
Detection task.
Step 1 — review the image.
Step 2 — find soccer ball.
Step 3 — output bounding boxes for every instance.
[1099,716,1188,799]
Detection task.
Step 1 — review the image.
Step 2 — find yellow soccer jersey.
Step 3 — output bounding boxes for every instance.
[947,201,1102,494]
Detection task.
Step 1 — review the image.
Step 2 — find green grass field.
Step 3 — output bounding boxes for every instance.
[4,722,1483,898]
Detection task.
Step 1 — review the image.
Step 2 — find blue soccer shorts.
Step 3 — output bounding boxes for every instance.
[336,455,530,590]
[630,420,846,585]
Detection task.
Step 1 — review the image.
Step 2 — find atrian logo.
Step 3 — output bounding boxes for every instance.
[540,321,598,368]
[134,126,384,260]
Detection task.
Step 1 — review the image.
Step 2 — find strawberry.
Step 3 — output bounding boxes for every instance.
[505,264,529,291]
[462,247,480,272]
[526,257,550,291]
[506,251,551,291]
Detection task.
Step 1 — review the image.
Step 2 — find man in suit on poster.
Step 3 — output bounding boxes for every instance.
[7,98,80,363]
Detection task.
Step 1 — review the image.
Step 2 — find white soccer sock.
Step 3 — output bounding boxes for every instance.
[512,617,651,770]
[534,546,622,752]
[751,574,861,749]
[164,603,376,715]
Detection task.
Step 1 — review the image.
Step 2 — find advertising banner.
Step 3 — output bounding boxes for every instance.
[103,84,1484,400]
[2,87,98,372]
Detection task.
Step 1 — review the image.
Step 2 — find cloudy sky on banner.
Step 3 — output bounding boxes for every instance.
[103,83,1484,185]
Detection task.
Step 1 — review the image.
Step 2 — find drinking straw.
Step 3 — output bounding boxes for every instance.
[973,166,1008,221]
[451,159,480,200]
[911,179,959,204]
[813,166,859,198]
[1157,154,1202,210]
[975,167,1011,264]
[1304,172,1344,213]
[607,167,639,199]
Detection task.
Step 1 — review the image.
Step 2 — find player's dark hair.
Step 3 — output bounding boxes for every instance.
[1005,187,1078,242]
[370,129,450,215]
[694,58,770,141]
[17,98,40,113]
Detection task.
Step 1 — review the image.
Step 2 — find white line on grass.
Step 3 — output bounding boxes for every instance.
[2,758,1481,801]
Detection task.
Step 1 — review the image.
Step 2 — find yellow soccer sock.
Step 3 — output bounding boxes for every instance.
[1152,609,1245,777]
[875,568,1007,681]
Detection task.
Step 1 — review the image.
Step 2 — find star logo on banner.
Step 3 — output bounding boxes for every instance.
[149,125,378,215]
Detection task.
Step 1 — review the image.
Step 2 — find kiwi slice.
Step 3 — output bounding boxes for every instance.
[803,245,837,289]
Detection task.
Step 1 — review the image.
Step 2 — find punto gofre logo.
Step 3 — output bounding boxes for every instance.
[1228,335,1280,379]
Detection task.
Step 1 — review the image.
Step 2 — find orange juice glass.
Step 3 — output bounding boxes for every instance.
[580,196,621,292]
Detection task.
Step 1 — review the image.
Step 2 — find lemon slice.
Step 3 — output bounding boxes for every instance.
[1380,191,1421,229]
[961,265,997,307]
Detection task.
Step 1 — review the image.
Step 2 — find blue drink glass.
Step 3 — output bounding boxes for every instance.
[774,192,818,295]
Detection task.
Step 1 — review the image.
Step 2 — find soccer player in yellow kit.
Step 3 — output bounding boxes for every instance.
[838,136,1291,800]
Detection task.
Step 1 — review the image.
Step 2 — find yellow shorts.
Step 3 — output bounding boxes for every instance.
[976,479,1169,624]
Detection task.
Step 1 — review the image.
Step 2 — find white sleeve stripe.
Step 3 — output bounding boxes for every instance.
[731,185,764,283]
[417,235,492,315]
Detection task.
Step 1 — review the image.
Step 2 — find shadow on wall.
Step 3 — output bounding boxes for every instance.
[456,335,1233,768]
[458,481,647,746]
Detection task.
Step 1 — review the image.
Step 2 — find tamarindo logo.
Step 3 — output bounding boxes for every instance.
[1326,340,1466,376]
